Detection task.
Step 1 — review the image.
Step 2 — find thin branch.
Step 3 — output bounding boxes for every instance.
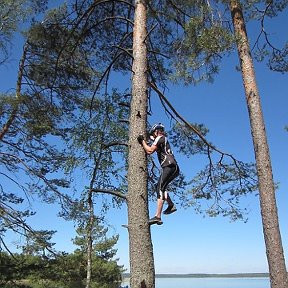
[89,51,125,116]
[144,23,158,43]
[149,81,235,158]
[102,142,128,149]
[0,204,57,256]
[0,152,74,208]
[166,0,192,19]
[251,1,282,54]
[119,119,129,124]
[0,42,27,141]
[118,101,130,108]
[147,48,170,59]
[91,188,127,200]
[0,236,17,258]
[89,32,134,110]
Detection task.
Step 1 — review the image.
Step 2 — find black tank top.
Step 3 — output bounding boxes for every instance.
[152,135,177,167]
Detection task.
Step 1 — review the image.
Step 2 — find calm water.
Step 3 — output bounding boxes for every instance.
[121,277,270,288]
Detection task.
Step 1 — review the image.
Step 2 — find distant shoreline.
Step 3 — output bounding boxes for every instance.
[122,273,269,279]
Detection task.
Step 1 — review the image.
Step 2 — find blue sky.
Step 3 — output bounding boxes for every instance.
[1,6,287,275]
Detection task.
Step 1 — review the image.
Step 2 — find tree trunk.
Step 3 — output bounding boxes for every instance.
[229,1,288,287]
[85,188,93,288]
[0,43,27,141]
[127,0,155,287]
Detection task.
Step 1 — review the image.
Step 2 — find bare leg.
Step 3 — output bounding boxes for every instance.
[155,199,164,218]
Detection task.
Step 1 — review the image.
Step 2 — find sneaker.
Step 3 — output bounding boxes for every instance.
[163,204,177,215]
[149,216,163,225]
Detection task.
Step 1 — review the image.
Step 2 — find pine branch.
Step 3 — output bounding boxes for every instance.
[149,80,235,158]
[91,188,127,200]
[102,142,128,149]
[0,43,27,141]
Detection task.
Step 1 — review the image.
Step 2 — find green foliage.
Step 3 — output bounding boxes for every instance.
[167,122,258,220]
[169,122,210,156]
[20,230,57,256]
[1,0,131,265]
[188,161,258,221]
[2,0,279,262]
[243,0,288,18]
[89,257,122,288]
[172,18,235,83]
[0,65,73,258]
[0,0,48,64]
[144,0,236,84]
[0,252,16,282]
[21,4,130,212]
[0,252,46,286]
[268,43,288,73]
[147,0,287,81]
[241,0,288,72]
[73,218,119,259]
[0,249,122,288]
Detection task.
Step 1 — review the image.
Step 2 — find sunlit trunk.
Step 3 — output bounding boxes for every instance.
[85,189,94,288]
[229,1,288,287]
[127,0,155,287]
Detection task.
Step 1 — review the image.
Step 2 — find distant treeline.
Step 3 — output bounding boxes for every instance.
[122,273,269,279]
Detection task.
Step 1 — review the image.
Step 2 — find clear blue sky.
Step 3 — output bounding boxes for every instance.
[1,7,287,275]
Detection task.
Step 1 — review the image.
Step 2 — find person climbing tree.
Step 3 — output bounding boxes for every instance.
[137,123,180,225]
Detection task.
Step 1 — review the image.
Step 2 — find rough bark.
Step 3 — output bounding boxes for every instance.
[127,0,155,287]
[85,188,93,288]
[229,1,288,287]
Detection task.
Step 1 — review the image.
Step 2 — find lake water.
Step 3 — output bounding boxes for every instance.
[121,277,270,288]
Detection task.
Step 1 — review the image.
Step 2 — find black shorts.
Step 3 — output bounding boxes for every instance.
[156,164,179,199]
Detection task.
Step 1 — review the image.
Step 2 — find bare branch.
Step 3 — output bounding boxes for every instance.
[0,202,57,256]
[149,81,236,158]
[89,51,127,116]
[0,43,27,141]
[118,101,130,108]
[0,151,74,209]
[102,142,128,149]
[91,188,127,200]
